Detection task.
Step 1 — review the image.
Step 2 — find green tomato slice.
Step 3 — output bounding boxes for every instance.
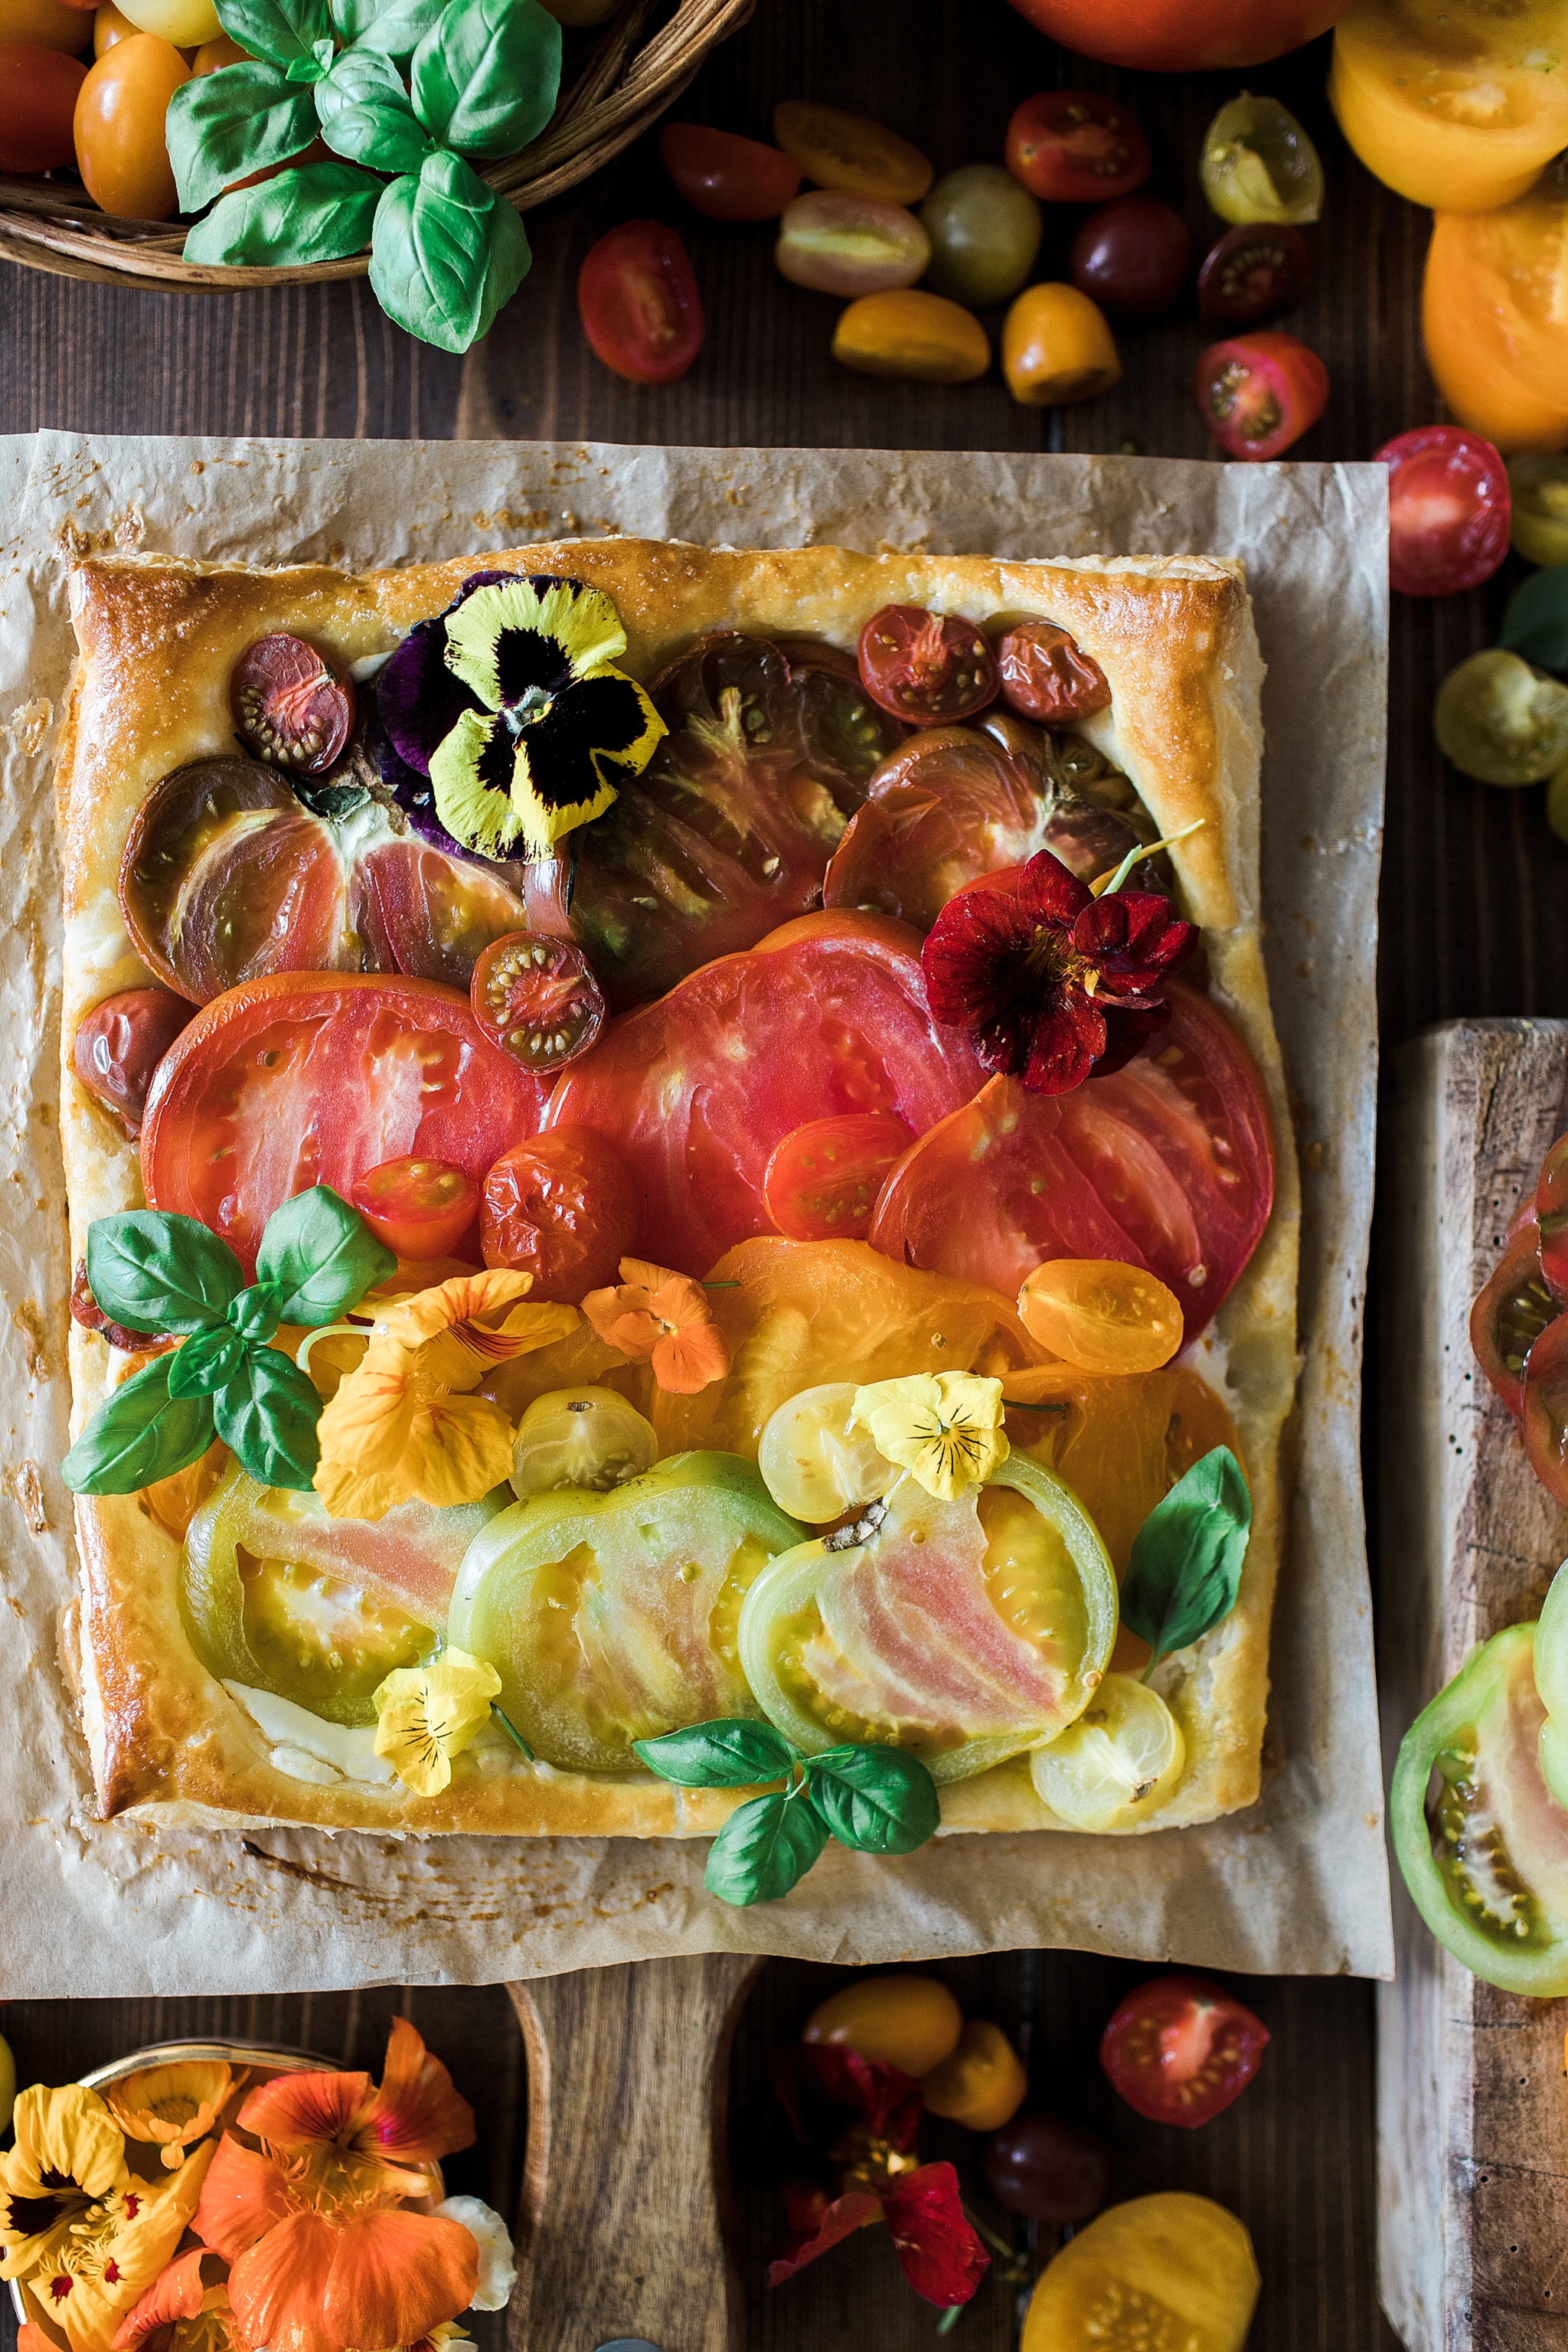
[737,1455,1117,1784]
[447,1450,805,1772]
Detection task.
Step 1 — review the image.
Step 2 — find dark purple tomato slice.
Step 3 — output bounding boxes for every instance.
[661,121,802,221]
[996,622,1111,724]
[230,633,355,775]
[1470,1225,1559,1423]
[858,606,999,728]
[1196,224,1311,330]
[1524,1311,1568,1507]
[1538,1135,1568,1304]
[71,986,194,1135]
[469,929,606,1073]
[577,219,704,386]
[1070,196,1192,322]
[763,1111,916,1240]
[350,1156,481,1262]
[982,2113,1110,2223]
[1376,425,1511,599]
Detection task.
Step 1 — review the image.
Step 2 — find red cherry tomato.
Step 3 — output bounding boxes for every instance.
[1469,1223,1557,1422]
[480,1125,642,1300]
[71,986,194,1136]
[1375,425,1511,599]
[1537,1135,1568,1302]
[1000,0,1353,73]
[0,41,84,170]
[1070,196,1191,321]
[1524,1311,1568,1508]
[1005,91,1151,206]
[1197,224,1311,331]
[349,1156,481,1262]
[660,120,801,222]
[763,1111,916,1242]
[470,930,606,1073]
[1099,1973,1269,2128]
[230,633,354,774]
[995,622,1111,724]
[1194,330,1328,461]
[858,606,999,727]
[577,219,704,387]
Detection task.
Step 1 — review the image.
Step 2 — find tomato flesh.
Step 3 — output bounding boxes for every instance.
[858,606,998,728]
[1377,426,1511,599]
[230,634,355,773]
[577,218,704,386]
[660,120,800,222]
[763,1111,915,1242]
[1005,91,1151,206]
[1471,1226,1559,1420]
[1539,1135,1568,1302]
[350,1156,480,1262]
[1196,330,1329,461]
[1197,224,1311,330]
[1099,1974,1269,2128]
[470,929,605,1072]
[480,1126,642,1301]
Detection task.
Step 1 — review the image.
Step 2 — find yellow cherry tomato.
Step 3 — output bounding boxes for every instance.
[0,2032,13,2135]
[921,2020,1027,2131]
[1423,164,1568,456]
[93,2,139,51]
[1330,0,1568,214]
[113,0,215,41]
[774,98,933,206]
[190,28,243,66]
[1017,1259,1184,1375]
[1,0,93,54]
[1022,2193,1261,2352]
[833,287,989,384]
[803,1974,963,2076]
[1003,281,1120,407]
[74,30,188,220]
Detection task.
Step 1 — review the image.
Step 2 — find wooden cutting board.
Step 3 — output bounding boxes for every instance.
[1378,1021,1568,2352]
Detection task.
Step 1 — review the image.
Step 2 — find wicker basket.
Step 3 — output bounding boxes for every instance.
[0,0,753,292]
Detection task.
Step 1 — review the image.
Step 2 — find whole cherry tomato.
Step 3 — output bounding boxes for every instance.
[93,2,142,51]
[0,41,84,170]
[773,99,932,207]
[802,1974,962,2076]
[350,1157,481,1263]
[113,0,217,41]
[71,985,194,1135]
[1376,426,1511,598]
[775,191,930,297]
[995,620,1110,721]
[73,30,187,217]
[480,1125,642,1300]
[189,27,244,65]
[763,1110,915,1241]
[2,0,95,51]
[660,120,800,223]
[1331,0,1568,214]
[1194,330,1328,460]
[1005,90,1151,205]
[922,2020,1028,2132]
[1070,196,1191,322]
[577,219,704,387]
[832,288,989,384]
[470,929,606,1071]
[1000,0,1353,72]
[1003,283,1121,408]
[984,2112,1110,2222]
[1423,164,1568,456]
[920,164,1042,309]
[1197,223,1311,330]
[858,606,998,727]
[1099,1973,1269,2127]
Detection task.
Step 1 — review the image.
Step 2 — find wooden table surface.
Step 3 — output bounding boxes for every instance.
[4,0,1547,2341]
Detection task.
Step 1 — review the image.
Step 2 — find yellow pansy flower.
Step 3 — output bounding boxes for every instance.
[848,1371,1009,1501]
[104,2063,233,2172]
[373,1648,502,1796]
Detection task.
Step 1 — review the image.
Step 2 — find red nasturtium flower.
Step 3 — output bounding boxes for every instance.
[921,851,1196,1096]
[766,2043,988,2310]
[191,2019,479,2352]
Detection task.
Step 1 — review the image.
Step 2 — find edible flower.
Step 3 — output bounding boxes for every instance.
[376,573,665,861]
[312,1271,577,1521]
[849,1372,1008,1501]
[920,848,1197,1096]
[111,2249,234,2352]
[372,1650,503,1798]
[580,1259,731,1394]
[106,2063,234,2173]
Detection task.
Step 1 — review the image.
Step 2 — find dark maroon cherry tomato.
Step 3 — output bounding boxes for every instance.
[0,44,85,174]
[1099,1972,1269,2128]
[578,219,704,387]
[1195,332,1328,461]
[70,1259,161,1355]
[1005,90,1151,205]
[1375,425,1511,599]
[230,633,355,774]
[72,986,194,1135]
[858,605,999,727]
[1070,196,1191,321]
[350,1157,481,1263]
[1197,223,1311,331]
[470,929,606,1072]
[660,120,802,221]
[480,1126,642,1301]
[982,2112,1111,2223]
[995,620,1111,724]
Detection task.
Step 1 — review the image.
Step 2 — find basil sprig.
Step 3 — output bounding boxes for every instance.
[633,1719,941,1908]
[1120,1446,1251,1676]
[63,1187,394,1498]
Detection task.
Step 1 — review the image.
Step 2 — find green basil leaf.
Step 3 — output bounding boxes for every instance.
[1121,1446,1252,1671]
[215,0,331,70]
[321,93,432,172]
[86,1212,241,1336]
[338,0,445,57]
[167,1327,249,1400]
[1500,565,1568,678]
[184,159,384,267]
[211,1346,322,1490]
[704,1788,828,1906]
[167,63,318,214]
[633,1717,796,1789]
[805,1743,940,1856]
[369,153,530,353]
[254,1185,396,1326]
[227,1283,283,1342]
[408,0,560,159]
[60,1357,216,1496]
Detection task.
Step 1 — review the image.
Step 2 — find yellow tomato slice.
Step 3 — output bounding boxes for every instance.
[1423,171,1568,454]
[1022,2194,1260,2352]
[1331,0,1568,212]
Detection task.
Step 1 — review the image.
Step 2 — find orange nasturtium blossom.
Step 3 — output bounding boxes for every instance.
[580,1257,732,1394]
[191,2018,479,2352]
[312,1271,577,1521]
[111,2248,234,2352]
[106,2062,235,2172]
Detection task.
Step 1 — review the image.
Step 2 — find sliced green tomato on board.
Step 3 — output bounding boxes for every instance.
[737,1454,1117,1784]
[447,1450,805,1772]
[1534,1560,1568,1808]
[1029,1671,1184,1831]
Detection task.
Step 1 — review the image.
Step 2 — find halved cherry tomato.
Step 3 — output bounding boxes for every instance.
[660,120,800,222]
[1200,93,1322,227]
[1377,426,1511,599]
[773,100,932,207]
[763,1111,915,1242]
[1070,196,1191,322]
[479,1126,642,1300]
[1021,2194,1259,2352]
[996,622,1110,724]
[1524,1313,1568,1508]
[577,219,704,387]
[1001,0,1352,72]
[858,606,998,727]
[1538,1135,1568,1302]
[1196,223,1310,330]
[1017,1258,1184,1374]
[0,40,83,170]
[1005,92,1151,207]
[73,31,186,217]
[831,288,990,384]
[774,191,930,297]
[350,1157,481,1263]
[1099,1974,1269,2128]
[71,985,194,1135]
[230,633,354,773]
[1331,0,1568,214]
[469,929,605,1073]
[1423,165,1568,456]
[140,973,547,1273]
[1003,283,1121,408]
[1194,330,1328,460]
[923,2020,1028,2132]
[803,1974,962,2073]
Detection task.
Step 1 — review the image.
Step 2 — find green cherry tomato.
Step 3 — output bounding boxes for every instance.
[1510,454,1568,570]
[920,163,1043,308]
[1435,649,1568,786]
[1200,93,1324,227]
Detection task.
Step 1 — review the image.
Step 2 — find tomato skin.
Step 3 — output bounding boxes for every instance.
[1070,196,1191,322]
[832,288,989,385]
[858,606,998,728]
[802,1974,962,2075]
[1195,330,1328,461]
[1537,1136,1568,1303]
[71,985,193,1135]
[1002,0,1351,71]
[774,191,930,298]
[0,41,84,170]
[73,29,186,217]
[1423,172,1568,458]
[1005,90,1151,206]
[480,1126,641,1301]
[1002,282,1121,408]
[984,2112,1109,2221]
[660,120,799,222]
[1099,1974,1269,2128]
[763,1111,915,1242]
[1376,426,1511,599]
[922,2020,1028,2132]
[350,1156,481,1263]
[996,622,1109,724]
[4,0,94,53]
[577,219,704,387]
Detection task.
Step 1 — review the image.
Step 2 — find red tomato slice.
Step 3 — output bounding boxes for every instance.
[1005,90,1152,205]
[1524,1312,1568,1508]
[142,974,547,1273]
[1376,426,1511,599]
[545,912,986,1277]
[867,982,1274,1341]
[1099,1973,1269,2128]
[661,120,802,220]
[577,218,704,386]
[858,606,999,727]
[1194,331,1328,462]
[1470,1226,1558,1422]
[763,1112,915,1241]
[349,1157,481,1262]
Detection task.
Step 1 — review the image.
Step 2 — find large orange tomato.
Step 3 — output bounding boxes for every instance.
[1423,162,1568,456]
[1331,0,1568,214]
[1002,0,1354,72]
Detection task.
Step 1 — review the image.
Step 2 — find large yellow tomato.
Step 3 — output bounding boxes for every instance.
[1022,2194,1260,2352]
[1423,163,1568,455]
[73,29,187,219]
[1331,0,1568,213]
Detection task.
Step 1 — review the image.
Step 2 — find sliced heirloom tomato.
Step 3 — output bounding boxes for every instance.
[142,973,548,1273]
[546,913,986,1278]
[448,1451,805,1770]
[868,983,1275,1343]
[737,1456,1117,1783]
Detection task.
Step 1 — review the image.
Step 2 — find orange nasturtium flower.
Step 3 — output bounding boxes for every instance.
[581,1258,731,1394]
[192,2018,479,2352]
[111,2248,234,2352]
[312,1271,577,1521]
[106,2063,234,2172]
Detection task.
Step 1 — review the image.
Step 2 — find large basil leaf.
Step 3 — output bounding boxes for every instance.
[634,1718,796,1788]
[369,153,530,354]
[1120,1446,1252,1671]
[185,160,384,268]
[211,1348,323,1490]
[86,1211,241,1336]
[254,1184,395,1326]
[805,1744,939,1855]
[167,63,319,214]
[337,0,446,57]
[1501,566,1568,678]
[215,0,332,70]
[704,1788,828,1906]
[60,1357,216,1497]
[409,0,560,160]
[315,46,431,171]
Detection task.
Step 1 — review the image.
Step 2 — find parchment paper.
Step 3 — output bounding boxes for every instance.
[0,430,1393,1994]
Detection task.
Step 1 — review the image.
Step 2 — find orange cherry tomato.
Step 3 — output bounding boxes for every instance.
[0,41,84,168]
[1017,1259,1184,1375]
[1,0,93,52]
[802,1974,963,2076]
[190,28,244,67]
[1002,282,1120,407]
[73,30,186,217]
[93,2,139,50]
[922,2020,1029,2132]
[1423,164,1568,456]
[350,1156,482,1263]
[832,287,989,384]
[773,99,932,206]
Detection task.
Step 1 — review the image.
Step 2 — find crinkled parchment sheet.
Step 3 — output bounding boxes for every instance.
[0,431,1392,1994]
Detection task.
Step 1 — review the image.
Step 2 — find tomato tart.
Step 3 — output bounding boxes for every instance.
[54,537,1298,1877]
